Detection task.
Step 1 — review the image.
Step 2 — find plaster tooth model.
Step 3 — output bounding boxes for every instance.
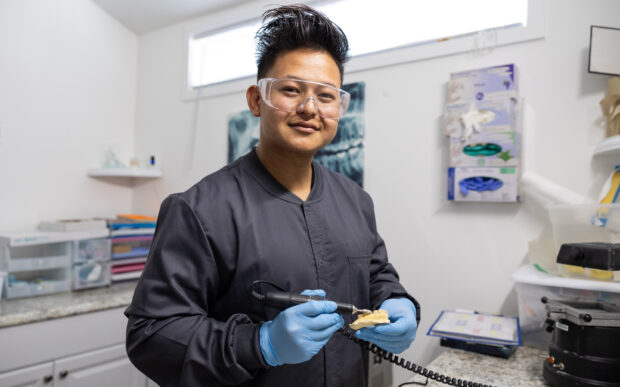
[349,309,390,330]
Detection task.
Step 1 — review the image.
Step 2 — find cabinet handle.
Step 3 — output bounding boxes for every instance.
[43,375,53,384]
[59,370,69,378]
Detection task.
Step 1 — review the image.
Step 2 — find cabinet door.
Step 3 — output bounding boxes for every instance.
[54,344,145,387]
[0,362,54,387]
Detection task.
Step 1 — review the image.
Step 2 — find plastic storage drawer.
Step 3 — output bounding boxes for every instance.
[3,242,71,272]
[73,238,110,263]
[72,260,111,290]
[5,268,71,299]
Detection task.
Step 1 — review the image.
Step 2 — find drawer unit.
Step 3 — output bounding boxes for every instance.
[0,230,109,299]
[1,242,72,299]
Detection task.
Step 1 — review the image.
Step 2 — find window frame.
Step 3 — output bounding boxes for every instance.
[181,0,545,101]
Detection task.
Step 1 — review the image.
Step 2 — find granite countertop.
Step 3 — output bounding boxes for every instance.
[0,281,137,328]
[406,345,550,387]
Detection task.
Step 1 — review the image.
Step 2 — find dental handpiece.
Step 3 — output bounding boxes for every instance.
[261,291,371,315]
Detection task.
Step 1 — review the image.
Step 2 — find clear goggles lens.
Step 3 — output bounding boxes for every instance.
[258,78,351,119]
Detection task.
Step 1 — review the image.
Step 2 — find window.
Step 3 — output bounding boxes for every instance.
[320,0,528,57]
[185,0,541,97]
[188,20,261,88]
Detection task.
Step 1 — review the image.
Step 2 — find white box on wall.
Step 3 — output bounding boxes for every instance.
[444,99,518,138]
[448,166,520,202]
[449,132,519,167]
[448,64,518,104]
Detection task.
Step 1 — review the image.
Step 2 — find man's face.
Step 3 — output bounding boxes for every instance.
[257,48,341,157]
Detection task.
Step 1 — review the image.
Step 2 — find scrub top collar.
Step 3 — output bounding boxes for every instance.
[243,148,324,204]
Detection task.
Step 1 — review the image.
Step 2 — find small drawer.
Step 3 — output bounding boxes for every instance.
[8,254,71,272]
[74,238,111,263]
[6,268,71,299]
[4,242,71,272]
[72,261,111,290]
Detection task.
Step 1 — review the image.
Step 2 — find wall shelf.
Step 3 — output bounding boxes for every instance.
[593,135,620,156]
[87,168,162,178]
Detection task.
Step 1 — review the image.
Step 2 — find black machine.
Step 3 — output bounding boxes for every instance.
[542,242,620,386]
[556,242,620,274]
[542,298,620,386]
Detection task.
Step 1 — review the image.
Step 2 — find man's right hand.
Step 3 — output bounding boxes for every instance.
[259,289,344,366]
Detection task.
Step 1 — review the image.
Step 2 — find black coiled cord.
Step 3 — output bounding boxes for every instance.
[338,328,495,387]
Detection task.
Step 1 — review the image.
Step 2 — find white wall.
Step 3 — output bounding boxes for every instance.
[0,0,137,231]
[132,0,618,384]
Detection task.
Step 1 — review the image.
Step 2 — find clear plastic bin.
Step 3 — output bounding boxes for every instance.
[74,238,110,263]
[512,265,620,349]
[1,242,71,272]
[5,268,71,299]
[546,203,620,281]
[72,261,111,290]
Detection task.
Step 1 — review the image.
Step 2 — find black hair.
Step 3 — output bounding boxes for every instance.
[255,4,349,83]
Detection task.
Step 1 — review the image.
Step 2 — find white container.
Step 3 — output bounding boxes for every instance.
[547,203,620,247]
[546,203,620,281]
[511,265,620,349]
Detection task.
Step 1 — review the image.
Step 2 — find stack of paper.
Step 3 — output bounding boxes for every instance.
[106,215,156,282]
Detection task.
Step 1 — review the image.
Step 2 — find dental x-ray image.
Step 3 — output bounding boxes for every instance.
[227,82,365,186]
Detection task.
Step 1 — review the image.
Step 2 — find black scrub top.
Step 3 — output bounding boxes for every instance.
[125,149,420,387]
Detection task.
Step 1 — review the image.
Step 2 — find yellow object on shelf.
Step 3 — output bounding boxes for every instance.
[599,167,620,205]
[588,268,614,281]
[561,264,586,276]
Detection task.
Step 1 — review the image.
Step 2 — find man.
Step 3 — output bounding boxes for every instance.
[125,5,420,386]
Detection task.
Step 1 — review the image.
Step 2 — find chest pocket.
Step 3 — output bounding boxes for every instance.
[347,255,371,310]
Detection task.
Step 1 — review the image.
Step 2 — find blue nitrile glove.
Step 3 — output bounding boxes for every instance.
[259,289,344,366]
[355,298,417,354]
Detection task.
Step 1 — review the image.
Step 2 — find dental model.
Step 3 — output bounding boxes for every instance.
[349,309,390,330]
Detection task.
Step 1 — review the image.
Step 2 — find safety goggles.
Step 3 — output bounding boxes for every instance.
[257,77,351,120]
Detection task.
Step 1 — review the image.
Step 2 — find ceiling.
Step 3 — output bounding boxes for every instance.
[91,0,254,35]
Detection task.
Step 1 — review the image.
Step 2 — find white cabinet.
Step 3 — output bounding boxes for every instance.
[0,362,54,387]
[0,346,146,387]
[0,346,145,387]
[0,308,152,387]
[54,344,144,387]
